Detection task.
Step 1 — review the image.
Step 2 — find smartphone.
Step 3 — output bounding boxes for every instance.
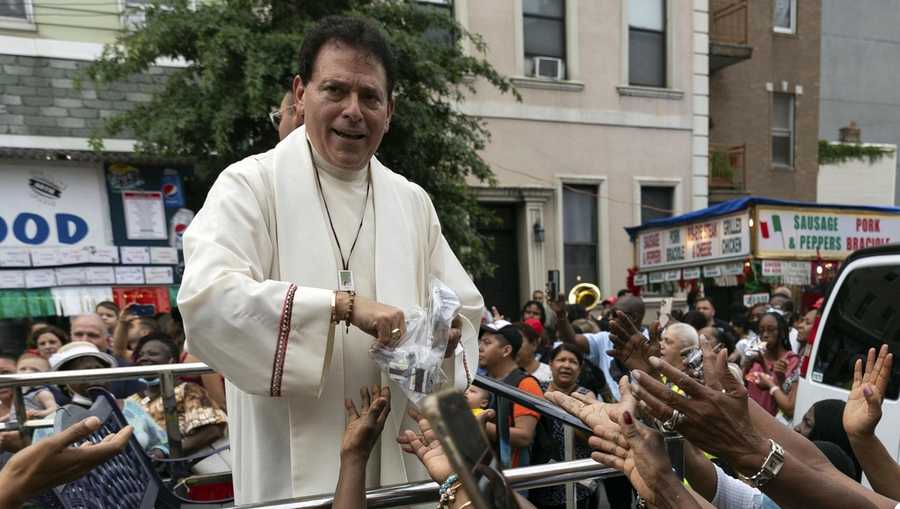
[473,375,591,433]
[547,270,560,299]
[420,389,517,509]
[129,304,156,317]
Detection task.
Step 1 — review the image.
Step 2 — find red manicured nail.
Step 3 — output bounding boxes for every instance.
[623,411,633,425]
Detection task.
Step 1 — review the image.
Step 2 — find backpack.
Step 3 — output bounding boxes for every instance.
[488,368,556,467]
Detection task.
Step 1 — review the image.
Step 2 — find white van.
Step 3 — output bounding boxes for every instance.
[795,244,900,461]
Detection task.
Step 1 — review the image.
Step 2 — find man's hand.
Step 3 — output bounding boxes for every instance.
[608,311,659,375]
[348,295,406,347]
[844,345,893,439]
[630,351,770,475]
[445,317,462,359]
[341,385,391,462]
[548,293,566,317]
[0,416,132,509]
[397,408,454,484]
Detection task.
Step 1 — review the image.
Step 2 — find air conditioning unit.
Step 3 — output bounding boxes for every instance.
[532,56,565,80]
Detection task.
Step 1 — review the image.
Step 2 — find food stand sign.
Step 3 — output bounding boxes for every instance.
[638,211,751,270]
[756,206,900,259]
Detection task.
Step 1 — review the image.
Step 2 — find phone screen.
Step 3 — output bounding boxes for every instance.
[547,270,560,298]
[421,390,517,509]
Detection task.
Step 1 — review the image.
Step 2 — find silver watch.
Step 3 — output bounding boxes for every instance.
[744,439,785,488]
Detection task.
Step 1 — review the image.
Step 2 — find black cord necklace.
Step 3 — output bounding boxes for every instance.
[307,138,371,293]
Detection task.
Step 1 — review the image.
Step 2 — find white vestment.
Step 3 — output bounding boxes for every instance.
[178,125,484,505]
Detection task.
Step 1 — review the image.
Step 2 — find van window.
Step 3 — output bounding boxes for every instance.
[812,264,900,400]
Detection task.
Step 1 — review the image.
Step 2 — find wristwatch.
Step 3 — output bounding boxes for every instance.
[743,439,785,488]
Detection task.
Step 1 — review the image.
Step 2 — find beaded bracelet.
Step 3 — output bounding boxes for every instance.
[343,291,356,333]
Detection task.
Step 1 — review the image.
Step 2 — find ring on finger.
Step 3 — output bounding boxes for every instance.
[391,328,402,341]
[661,409,684,431]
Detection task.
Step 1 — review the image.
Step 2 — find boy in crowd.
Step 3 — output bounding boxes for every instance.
[478,320,542,468]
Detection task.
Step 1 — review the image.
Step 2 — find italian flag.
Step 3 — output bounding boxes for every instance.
[760,215,786,247]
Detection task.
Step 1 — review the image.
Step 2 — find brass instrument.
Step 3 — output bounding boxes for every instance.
[567,282,602,311]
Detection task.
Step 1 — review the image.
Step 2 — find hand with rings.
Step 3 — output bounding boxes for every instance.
[348,295,406,346]
[629,352,768,462]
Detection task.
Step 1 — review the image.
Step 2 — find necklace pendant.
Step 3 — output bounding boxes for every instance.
[338,269,355,292]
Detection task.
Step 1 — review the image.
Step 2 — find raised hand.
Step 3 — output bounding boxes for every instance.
[629,351,768,465]
[608,311,659,375]
[843,345,893,439]
[547,294,566,317]
[753,372,777,390]
[397,408,454,484]
[546,376,633,433]
[491,306,505,322]
[0,417,132,509]
[341,385,391,461]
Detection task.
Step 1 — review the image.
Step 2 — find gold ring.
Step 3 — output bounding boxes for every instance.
[391,328,402,340]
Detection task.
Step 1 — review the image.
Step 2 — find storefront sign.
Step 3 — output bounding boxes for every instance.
[756,206,900,258]
[664,269,681,281]
[743,293,770,307]
[703,265,722,278]
[0,162,110,247]
[649,272,665,284]
[722,263,745,276]
[0,248,30,267]
[761,259,811,285]
[123,191,167,240]
[637,211,750,270]
[633,273,648,286]
[682,267,701,280]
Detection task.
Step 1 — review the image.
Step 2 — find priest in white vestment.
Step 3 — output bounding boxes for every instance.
[177,16,484,505]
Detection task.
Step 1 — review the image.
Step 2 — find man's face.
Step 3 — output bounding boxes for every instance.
[296,41,394,170]
[478,333,510,370]
[71,319,109,351]
[532,290,544,302]
[659,329,685,370]
[64,356,111,397]
[696,300,715,322]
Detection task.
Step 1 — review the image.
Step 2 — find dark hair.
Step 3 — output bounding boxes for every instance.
[95,300,119,315]
[132,316,162,335]
[760,311,791,351]
[681,310,708,331]
[512,321,539,346]
[520,300,547,325]
[29,325,69,348]
[132,332,180,364]
[298,16,397,96]
[616,289,629,297]
[695,296,714,309]
[549,343,583,365]
[566,303,587,322]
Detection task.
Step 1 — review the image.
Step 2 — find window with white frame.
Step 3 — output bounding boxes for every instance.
[563,184,598,291]
[772,93,795,167]
[523,0,566,79]
[418,0,455,47]
[123,0,196,29]
[629,0,666,88]
[0,0,28,19]
[640,186,674,224]
[773,0,796,34]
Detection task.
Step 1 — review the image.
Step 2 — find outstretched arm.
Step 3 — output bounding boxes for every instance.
[844,345,900,500]
[334,385,391,509]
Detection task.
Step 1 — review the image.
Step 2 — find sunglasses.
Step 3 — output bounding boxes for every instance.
[268,102,296,130]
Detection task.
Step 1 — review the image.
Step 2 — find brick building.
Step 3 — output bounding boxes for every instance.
[707,0,821,204]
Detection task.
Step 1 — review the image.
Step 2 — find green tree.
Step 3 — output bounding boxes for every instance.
[86,0,518,277]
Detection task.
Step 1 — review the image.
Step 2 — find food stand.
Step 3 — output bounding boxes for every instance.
[625,197,900,311]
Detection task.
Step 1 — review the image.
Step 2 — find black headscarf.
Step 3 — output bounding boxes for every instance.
[813,441,858,480]
[807,399,862,481]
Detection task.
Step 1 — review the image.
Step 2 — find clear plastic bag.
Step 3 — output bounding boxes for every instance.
[370,277,460,403]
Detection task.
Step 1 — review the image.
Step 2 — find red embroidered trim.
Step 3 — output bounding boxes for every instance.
[270,284,297,397]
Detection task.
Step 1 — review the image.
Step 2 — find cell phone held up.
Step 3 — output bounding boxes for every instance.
[419,389,518,509]
[547,270,560,300]
[128,304,156,317]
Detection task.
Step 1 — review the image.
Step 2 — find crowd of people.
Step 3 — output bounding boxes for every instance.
[0,301,230,477]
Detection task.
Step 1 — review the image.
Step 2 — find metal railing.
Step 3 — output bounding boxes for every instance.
[0,362,215,456]
[238,459,621,509]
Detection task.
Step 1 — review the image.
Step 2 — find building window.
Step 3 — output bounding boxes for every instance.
[523,0,566,79]
[772,93,795,168]
[563,184,598,291]
[629,0,666,88]
[640,186,674,224]
[418,0,455,46]
[773,0,796,34]
[0,0,28,19]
